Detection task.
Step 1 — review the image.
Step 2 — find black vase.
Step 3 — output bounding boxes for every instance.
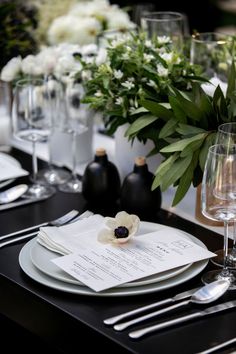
[82,148,121,205]
[120,156,161,218]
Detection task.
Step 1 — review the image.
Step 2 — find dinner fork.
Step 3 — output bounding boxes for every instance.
[0,210,93,249]
[0,209,79,241]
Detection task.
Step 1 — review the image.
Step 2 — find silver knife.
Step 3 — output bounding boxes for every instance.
[103,287,200,325]
[129,300,236,339]
[0,195,49,211]
[197,337,236,354]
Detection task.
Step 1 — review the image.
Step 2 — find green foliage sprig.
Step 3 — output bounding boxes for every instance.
[126,63,236,206]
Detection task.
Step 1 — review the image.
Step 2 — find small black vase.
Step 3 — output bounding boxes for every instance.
[82,148,121,205]
[120,156,161,218]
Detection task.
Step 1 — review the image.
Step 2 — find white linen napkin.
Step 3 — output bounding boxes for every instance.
[0,153,29,182]
[37,214,105,255]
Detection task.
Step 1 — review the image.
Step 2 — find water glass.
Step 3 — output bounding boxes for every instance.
[140,11,185,50]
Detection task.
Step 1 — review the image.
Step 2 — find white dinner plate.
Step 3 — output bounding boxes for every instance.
[0,152,21,188]
[30,220,194,287]
[19,222,209,296]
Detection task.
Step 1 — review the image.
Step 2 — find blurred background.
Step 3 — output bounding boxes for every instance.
[0,0,235,71]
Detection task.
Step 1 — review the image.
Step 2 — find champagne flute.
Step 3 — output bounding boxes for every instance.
[58,82,89,193]
[12,78,55,199]
[201,144,236,289]
[211,122,236,268]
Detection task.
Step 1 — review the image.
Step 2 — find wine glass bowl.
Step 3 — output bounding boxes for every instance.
[12,78,55,199]
[201,144,236,289]
[190,32,233,83]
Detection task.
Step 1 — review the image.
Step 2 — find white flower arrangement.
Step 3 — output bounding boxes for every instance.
[47,0,135,46]
[97,211,140,245]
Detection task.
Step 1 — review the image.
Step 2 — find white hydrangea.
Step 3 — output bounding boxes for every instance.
[1,57,22,82]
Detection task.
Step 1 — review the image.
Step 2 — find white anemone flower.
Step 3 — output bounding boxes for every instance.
[1,56,22,82]
[97,211,140,245]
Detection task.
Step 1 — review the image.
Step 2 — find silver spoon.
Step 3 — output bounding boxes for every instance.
[0,184,28,204]
[114,279,230,331]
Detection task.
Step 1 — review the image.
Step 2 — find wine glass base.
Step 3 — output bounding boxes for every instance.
[22,184,56,199]
[36,168,70,185]
[211,249,236,269]
[201,270,236,290]
[58,178,82,193]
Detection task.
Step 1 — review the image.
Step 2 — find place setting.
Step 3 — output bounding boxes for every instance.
[18,210,215,297]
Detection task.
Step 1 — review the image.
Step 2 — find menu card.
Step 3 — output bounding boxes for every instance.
[52,229,215,292]
[0,154,28,182]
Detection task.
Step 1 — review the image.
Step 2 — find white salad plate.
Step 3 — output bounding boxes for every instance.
[19,221,209,297]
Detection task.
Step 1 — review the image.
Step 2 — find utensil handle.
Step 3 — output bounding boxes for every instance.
[103,298,173,326]
[197,337,236,354]
[114,299,190,331]
[0,196,48,212]
[0,231,38,248]
[129,312,202,339]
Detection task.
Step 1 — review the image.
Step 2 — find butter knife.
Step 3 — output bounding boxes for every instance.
[0,195,49,211]
[197,337,236,354]
[129,300,236,339]
[103,287,200,325]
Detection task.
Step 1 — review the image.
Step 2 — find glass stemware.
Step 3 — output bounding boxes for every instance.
[58,82,89,193]
[140,11,185,50]
[36,76,70,185]
[12,78,55,199]
[190,32,233,93]
[201,144,236,289]
[211,122,236,268]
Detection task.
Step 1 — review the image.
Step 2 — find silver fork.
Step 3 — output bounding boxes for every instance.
[0,210,93,249]
[0,209,79,241]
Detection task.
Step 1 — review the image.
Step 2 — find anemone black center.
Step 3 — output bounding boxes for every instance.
[114,226,129,239]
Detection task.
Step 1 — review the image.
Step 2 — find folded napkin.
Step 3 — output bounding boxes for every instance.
[0,153,29,182]
[37,214,105,255]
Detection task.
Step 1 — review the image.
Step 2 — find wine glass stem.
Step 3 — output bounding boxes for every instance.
[71,131,77,179]
[222,221,230,277]
[32,140,38,183]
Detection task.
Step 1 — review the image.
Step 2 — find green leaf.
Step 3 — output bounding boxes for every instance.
[159,119,178,139]
[125,114,158,137]
[171,88,205,121]
[152,153,178,190]
[226,61,236,98]
[160,133,207,153]
[130,107,148,115]
[140,99,173,121]
[180,137,205,157]
[199,132,216,171]
[172,160,194,206]
[161,154,193,191]
[169,96,187,123]
[176,123,206,136]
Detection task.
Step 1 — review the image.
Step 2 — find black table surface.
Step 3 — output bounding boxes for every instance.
[0,148,236,354]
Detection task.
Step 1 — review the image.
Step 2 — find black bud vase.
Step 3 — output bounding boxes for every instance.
[120,156,161,218]
[82,148,121,205]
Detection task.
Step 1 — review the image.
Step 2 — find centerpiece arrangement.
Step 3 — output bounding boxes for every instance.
[79,30,236,206]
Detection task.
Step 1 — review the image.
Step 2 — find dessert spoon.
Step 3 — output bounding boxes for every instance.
[0,184,28,204]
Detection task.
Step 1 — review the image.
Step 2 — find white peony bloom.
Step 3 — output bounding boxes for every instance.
[1,57,22,82]
[97,211,140,245]
[21,55,43,76]
[36,47,58,76]
[54,54,82,77]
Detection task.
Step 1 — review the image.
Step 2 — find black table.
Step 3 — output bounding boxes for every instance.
[0,148,235,354]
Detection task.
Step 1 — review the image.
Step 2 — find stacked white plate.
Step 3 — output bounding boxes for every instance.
[19,221,208,297]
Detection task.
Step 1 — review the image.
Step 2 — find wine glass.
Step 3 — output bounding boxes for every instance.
[140,11,185,51]
[58,82,89,193]
[36,76,70,185]
[211,122,236,268]
[201,144,236,289]
[190,32,233,94]
[12,78,55,199]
